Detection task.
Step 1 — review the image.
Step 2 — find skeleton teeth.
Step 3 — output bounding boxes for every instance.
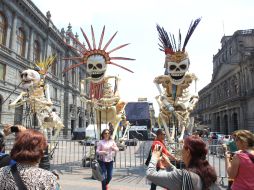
[171,73,184,77]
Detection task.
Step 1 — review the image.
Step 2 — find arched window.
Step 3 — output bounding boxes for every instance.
[16,28,26,57]
[33,40,40,62]
[0,13,7,45]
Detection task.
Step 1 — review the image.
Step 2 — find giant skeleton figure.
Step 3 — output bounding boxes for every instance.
[63,26,134,140]
[9,56,64,140]
[154,18,201,143]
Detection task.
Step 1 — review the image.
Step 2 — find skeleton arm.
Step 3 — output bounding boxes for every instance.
[153,75,170,95]
[9,91,27,108]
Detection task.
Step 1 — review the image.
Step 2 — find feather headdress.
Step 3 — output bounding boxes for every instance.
[63,26,135,73]
[35,55,57,75]
[157,18,201,62]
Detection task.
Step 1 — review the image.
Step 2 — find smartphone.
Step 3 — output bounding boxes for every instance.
[10,126,19,133]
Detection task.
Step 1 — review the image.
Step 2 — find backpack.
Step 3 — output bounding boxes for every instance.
[0,153,11,168]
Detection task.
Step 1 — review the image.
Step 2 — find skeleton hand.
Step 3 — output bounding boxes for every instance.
[3,124,12,136]
[160,96,174,112]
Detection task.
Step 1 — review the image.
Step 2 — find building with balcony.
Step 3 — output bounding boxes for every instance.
[0,0,91,134]
[194,29,254,133]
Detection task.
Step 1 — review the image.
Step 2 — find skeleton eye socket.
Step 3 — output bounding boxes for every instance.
[180,65,187,70]
[169,65,176,70]
[21,73,27,78]
[96,63,102,69]
[88,64,93,69]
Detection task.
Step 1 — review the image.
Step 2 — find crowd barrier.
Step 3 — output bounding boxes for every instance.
[5,139,228,186]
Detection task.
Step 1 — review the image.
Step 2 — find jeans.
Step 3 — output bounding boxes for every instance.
[150,182,157,190]
[98,160,113,190]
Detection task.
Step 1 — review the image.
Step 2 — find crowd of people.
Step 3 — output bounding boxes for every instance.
[0,125,60,190]
[0,123,253,190]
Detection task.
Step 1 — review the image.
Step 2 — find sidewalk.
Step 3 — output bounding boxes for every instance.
[58,167,227,190]
[58,167,164,190]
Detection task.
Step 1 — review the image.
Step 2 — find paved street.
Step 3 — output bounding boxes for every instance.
[59,167,164,190]
[58,166,228,190]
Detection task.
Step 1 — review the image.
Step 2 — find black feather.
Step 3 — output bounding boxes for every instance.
[156,24,173,51]
[182,18,201,51]
[178,29,181,51]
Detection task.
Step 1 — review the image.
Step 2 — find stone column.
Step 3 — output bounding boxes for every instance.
[27,27,34,62]
[228,109,233,134]
[6,19,12,49]
[10,12,17,54]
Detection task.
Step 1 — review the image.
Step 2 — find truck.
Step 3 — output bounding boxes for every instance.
[124,101,151,140]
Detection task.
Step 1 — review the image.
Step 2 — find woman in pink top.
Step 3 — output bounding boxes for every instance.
[96,129,119,190]
[224,130,254,190]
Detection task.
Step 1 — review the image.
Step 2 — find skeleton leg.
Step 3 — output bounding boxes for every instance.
[111,115,122,140]
[159,113,174,143]
[178,124,185,142]
[37,112,48,139]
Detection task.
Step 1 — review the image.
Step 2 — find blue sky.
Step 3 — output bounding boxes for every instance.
[33,0,254,115]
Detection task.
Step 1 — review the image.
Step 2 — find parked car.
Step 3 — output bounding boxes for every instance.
[79,138,96,146]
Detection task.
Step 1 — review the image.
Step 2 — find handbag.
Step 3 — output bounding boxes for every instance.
[181,169,194,190]
[10,164,28,190]
[145,148,152,166]
[91,159,105,181]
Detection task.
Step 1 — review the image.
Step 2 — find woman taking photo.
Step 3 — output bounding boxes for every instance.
[223,130,254,190]
[96,129,119,190]
[147,135,219,190]
[0,129,58,190]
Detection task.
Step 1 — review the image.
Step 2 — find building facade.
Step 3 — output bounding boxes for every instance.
[194,29,254,133]
[0,0,91,134]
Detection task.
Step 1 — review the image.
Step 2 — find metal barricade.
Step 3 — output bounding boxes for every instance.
[4,138,228,186]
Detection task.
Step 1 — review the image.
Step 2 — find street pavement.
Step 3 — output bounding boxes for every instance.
[58,166,227,190]
[59,167,163,190]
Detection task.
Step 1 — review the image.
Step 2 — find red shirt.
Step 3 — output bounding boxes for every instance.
[151,139,175,169]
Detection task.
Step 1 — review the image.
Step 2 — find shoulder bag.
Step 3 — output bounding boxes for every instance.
[10,164,28,190]
[91,159,105,181]
[181,169,194,190]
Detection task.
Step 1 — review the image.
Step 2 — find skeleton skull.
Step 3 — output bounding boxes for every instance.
[167,58,189,85]
[20,69,41,89]
[87,54,107,82]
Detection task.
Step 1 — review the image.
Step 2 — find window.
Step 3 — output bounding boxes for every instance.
[16,28,26,57]
[229,47,233,55]
[0,63,5,80]
[51,48,58,76]
[72,69,76,85]
[53,87,57,100]
[33,40,40,62]
[0,13,7,45]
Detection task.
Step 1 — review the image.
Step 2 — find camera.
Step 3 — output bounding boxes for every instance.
[157,145,161,150]
[10,126,19,133]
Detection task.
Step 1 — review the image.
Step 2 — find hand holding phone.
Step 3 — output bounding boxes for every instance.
[11,126,19,133]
